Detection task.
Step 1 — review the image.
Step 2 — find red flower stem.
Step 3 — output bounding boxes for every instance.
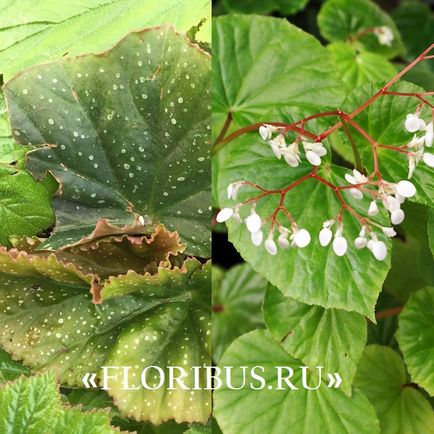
[378,144,410,154]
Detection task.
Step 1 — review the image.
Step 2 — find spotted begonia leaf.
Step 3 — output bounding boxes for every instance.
[212,15,344,142]
[318,0,405,59]
[0,0,211,80]
[0,249,211,424]
[327,42,397,94]
[212,263,267,363]
[214,330,380,434]
[396,287,434,397]
[4,27,211,257]
[343,81,434,207]
[263,285,367,395]
[217,133,391,319]
[0,373,117,434]
[354,345,434,433]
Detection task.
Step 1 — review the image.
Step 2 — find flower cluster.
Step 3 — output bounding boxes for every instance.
[259,124,327,167]
[404,112,434,177]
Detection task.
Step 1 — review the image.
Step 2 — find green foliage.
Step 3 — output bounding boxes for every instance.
[222,0,309,16]
[264,285,366,395]
[318,0,405,58]
[214,330,380,434]
[354,345,434,433]
[212,263,267,362]
[0,0,211,79]
[0,348,30,384]
[0,373,117,434]
[327,42,397,93]
[396,287,434,397]
[212,15,344,142]
[5,27,211,256]
[392,1,434,67]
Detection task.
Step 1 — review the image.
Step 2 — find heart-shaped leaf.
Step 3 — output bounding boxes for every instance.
[214,329,380,434]
[396,287,434,396]
[343,81,434,207]
[0,0,211,79]
[318,0,405,58]
[327,42,396,94]
[212,263,267,363]
[0,373,117,434]
[0,247,211,424]
[263,285,367,395]
[354,345,434,433]
[217,133,391,319]
[212,15,344,142]
[5,26,211,257]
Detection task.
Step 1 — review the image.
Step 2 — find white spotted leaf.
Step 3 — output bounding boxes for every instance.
[4,27,211,256]
[0,248,211,424]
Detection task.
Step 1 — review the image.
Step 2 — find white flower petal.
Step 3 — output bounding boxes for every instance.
[277,234,290,249]
[383,195,401,212]
[354,237,367,249]
[345,173,356,185]
[396,180,416,198]
[332,236,348,257]
[245,212,262,233]
[319,227,332,247]
[284,153,299,167]
[382,227,396,237]
[251,230,264,246]
[423,152,434,167]
[349,188,363,200]
[405,114,422,133]
[259,125,270,141]
[372,240,387,261]
[294,229,311,248]
[265,238,277,255]
[216,208,233,223]
[368,201,379,216]
[269,140,282,159]
[305,150,321,166]
[227,183,234,200]
[391,208,405,225]
[425,122,433,147]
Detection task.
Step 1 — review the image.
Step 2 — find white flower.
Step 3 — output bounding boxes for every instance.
[282,142,301,167]
[423,152,434,167]
[319,227,333,247]
[259,124,276,141]
[383,195,401,212]
[216,208,233,223]
[375,26,394,46]
[371,240,387,261]
[293,228,311,248]
[368,200,379,216]
[349,188,363,200]
[245,209,262,233]
[251,230,264,246]
[405,114,424,133]
[269,138,283,159]
[227,181,243,200]
[138,215,145,225]
[425,122,433,147]
[345,169,368,185]
[303,141,327,166]
[265,237,277,255]
[333,236,348,256]
[354,237,367,249]
[408,154,416,179]
[391,208,405,225]
[277,234,290,249]
[382,227,396,237]
[396,180,416,198]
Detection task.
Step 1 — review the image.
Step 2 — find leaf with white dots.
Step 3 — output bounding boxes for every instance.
[4,26,211,257]
[0,248,211,424]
